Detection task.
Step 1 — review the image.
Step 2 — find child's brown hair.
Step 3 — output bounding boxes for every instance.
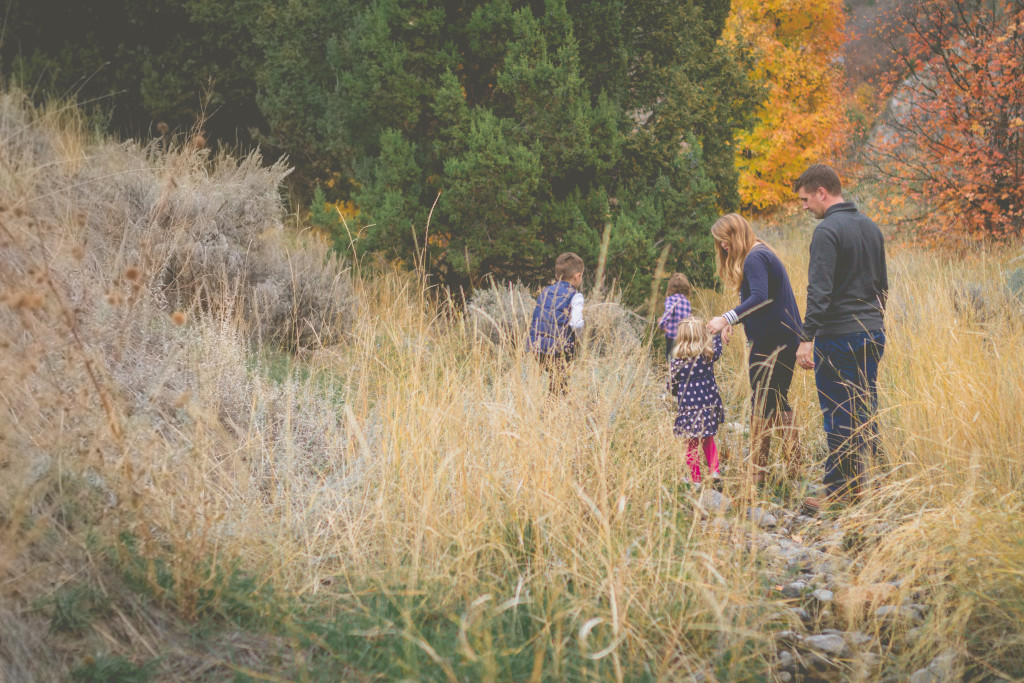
[666,272,691,297]
[554,252,585,281]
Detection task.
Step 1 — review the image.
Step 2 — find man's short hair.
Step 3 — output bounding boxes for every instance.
[793,163,842,196]
[554,252,585,281]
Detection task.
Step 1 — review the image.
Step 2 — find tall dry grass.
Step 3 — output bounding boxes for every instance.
[0,90,354,678]
[767,211,1024,678]
[1,90,1023,680]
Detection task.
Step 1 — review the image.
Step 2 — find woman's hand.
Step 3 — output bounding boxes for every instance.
[707,316,732,344]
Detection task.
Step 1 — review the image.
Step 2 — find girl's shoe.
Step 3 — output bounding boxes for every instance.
[710,473,724,492]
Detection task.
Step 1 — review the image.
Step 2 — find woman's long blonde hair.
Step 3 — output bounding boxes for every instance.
[672,317,714,362]
[711,213,774,293]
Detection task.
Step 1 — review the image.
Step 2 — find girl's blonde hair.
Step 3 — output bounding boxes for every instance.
[672,317,714,362]
[710,213,775,292]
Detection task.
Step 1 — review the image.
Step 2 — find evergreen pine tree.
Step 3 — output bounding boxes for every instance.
[5,0,761,300]
[342,0,759,297]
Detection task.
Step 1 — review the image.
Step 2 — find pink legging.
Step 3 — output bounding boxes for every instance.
[686,437,719,483]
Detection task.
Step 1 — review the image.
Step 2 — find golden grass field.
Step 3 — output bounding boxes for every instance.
[1,91,1023,681]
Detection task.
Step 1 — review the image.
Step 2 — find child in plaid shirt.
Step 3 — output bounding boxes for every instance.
[658,273,692,363]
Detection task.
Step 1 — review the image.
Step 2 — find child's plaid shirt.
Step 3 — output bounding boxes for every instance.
[658,293,691,339]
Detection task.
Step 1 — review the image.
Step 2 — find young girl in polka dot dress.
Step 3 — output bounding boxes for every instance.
[668,317,725,485]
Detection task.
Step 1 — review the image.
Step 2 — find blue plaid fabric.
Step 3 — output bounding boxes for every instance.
[658,294,691,339]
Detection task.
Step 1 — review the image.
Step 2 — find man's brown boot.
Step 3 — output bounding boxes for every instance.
[803,482,862,515]
[801,495,828,515]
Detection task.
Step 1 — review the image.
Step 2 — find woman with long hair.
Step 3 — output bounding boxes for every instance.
[707,214,804,484]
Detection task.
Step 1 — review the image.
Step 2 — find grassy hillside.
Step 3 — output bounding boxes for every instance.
[2,92,1023,681]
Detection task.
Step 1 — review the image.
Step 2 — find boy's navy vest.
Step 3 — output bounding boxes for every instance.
[529,280,577,355]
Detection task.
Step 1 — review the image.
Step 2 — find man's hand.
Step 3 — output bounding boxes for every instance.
[796,340,814,370]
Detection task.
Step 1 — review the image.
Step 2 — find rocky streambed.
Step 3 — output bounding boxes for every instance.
[692,487,959,682]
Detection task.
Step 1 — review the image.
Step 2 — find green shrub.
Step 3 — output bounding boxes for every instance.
[70,653,155,683]
[47,584,108,635]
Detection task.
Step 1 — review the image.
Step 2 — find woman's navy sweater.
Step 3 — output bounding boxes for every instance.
[731,245,803,351]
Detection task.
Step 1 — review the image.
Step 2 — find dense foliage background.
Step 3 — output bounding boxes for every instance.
[723,0,851,212]
[1,0,760,297]
[8,0,1019,289]
[866,0,1024,239]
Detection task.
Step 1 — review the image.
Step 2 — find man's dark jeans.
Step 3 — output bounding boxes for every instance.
[814,329,885,495]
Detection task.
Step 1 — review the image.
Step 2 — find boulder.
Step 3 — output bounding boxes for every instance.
[910,668,940,683]
[782,581,809,599]
[803,633,854,659]
[775,630,804,645]
[790,607,813,623]
[698,488,732,516]
[923,650,958,681]
[843,631,873,649]
[747,506,778,528]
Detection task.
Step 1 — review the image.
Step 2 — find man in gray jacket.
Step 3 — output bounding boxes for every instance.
[793,164,888,513]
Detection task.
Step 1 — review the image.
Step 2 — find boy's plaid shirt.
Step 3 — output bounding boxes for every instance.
[658,293,691,338]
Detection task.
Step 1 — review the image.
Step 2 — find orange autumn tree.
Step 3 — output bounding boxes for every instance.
[868,0,1024,239]
[724,0,852,212]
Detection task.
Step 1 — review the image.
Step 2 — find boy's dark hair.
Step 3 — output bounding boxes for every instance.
[793,163,842,196]
[666,272,691,297]
[554,252,585,281]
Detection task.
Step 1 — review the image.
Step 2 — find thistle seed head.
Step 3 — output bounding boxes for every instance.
[2,290,45,310]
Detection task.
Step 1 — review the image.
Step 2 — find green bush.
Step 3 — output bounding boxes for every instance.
[70,653,155,683]
[47,584,108,635]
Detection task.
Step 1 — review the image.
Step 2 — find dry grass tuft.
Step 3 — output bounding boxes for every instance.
[467,280,535,347]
